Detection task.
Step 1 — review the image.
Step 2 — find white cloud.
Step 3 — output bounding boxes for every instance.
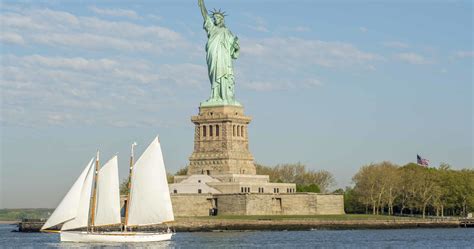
[294,26,311,32]
[235,37,379,92]
[0,8,189,54]
[245,14,269,33]
[359,27,368,33]
[89,6,139,19]
[78,16,182,41]
[146,14,162,21]
[276,26,311,33]
[0,6,381,125]
[454,50,474,59]
[383,41,410,49]
[242,81,284,92]
[394,52,433,65]
[31,32,156,53]
[0,6,205,127]
[241,78,322,92]
[1,54,205,127]
[18,55,118,72]
[158,63,207,88]
[0,32,25,45]
[242,37,381,68]
[303,78,323,88]
[47,113,73,125]
[35,8,80,26]
[1,12,46,31]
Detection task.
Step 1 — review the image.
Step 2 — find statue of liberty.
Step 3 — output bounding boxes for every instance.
[198,0,241,106]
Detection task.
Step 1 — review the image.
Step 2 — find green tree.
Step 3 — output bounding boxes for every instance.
[349,161,472,217]
[119,178,129,195]
[343,187,366,214]
[332,188,344,194]
[256,162,336,193]
[296,184,320,193]
[167,172,174,184]
[352,163,380,214]
[416,168,439,219]
[175,166,188,175]
[398,164,419,215]
[120,171,175,195]
[456,169,474,215]
[380,162,400,215]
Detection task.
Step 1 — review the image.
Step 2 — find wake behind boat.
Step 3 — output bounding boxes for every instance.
[41,136,175,243]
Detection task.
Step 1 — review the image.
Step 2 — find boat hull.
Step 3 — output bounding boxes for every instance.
[60,231,173,243]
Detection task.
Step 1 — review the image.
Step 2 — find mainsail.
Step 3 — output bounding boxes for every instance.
[61,158,96,231]
[41,158,94,230]
[94,155,121,226]
[126,136,174,226]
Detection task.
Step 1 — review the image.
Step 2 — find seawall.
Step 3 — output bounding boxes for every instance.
[168,218,461,232]
[16,218,467,232]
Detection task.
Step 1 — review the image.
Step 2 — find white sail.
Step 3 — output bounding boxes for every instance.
[127,136,174,226]
[94,155,121,226]
[41,158,94,230]
[61,158,96,231]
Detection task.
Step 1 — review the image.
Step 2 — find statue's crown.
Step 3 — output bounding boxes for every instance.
[210,8,227,17]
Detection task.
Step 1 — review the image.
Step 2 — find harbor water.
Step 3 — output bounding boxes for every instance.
[1,224,473,248]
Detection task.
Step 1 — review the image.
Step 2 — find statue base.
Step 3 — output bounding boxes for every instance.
[200,98,241,107]
[188,104,256,175]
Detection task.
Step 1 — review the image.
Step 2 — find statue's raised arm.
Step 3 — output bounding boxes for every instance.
[198,0,208,20]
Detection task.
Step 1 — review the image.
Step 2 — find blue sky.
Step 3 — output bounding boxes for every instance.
[1,0,472,208]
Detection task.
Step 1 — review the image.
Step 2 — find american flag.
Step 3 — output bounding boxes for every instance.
[417,154,429,166]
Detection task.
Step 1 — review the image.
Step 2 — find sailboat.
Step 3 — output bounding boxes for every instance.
[41,136,175,242]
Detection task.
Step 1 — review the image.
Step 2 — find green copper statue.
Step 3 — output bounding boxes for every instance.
[198,0,241,106]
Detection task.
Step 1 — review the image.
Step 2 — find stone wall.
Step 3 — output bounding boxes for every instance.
[244,195,275,215]
[171,194,214,217]
[174,193,345,216]
[140,193,344,217]
[278,194,318,215]
[316,194,345,215]
[214,194,247,215]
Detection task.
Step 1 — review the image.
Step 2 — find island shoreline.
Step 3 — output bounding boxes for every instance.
[167,219,462,232]
[13,218,468,232]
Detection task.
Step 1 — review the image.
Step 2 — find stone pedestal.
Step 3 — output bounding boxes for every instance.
[188,105,256,175]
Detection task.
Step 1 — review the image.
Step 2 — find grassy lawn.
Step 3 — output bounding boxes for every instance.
[0,209,53,221]
[185,214,418,221]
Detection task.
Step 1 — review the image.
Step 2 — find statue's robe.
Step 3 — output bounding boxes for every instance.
[204,15,239,102]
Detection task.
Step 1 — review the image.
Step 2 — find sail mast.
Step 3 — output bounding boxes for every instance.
[124,142,137,230]
[89,150,100,232]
